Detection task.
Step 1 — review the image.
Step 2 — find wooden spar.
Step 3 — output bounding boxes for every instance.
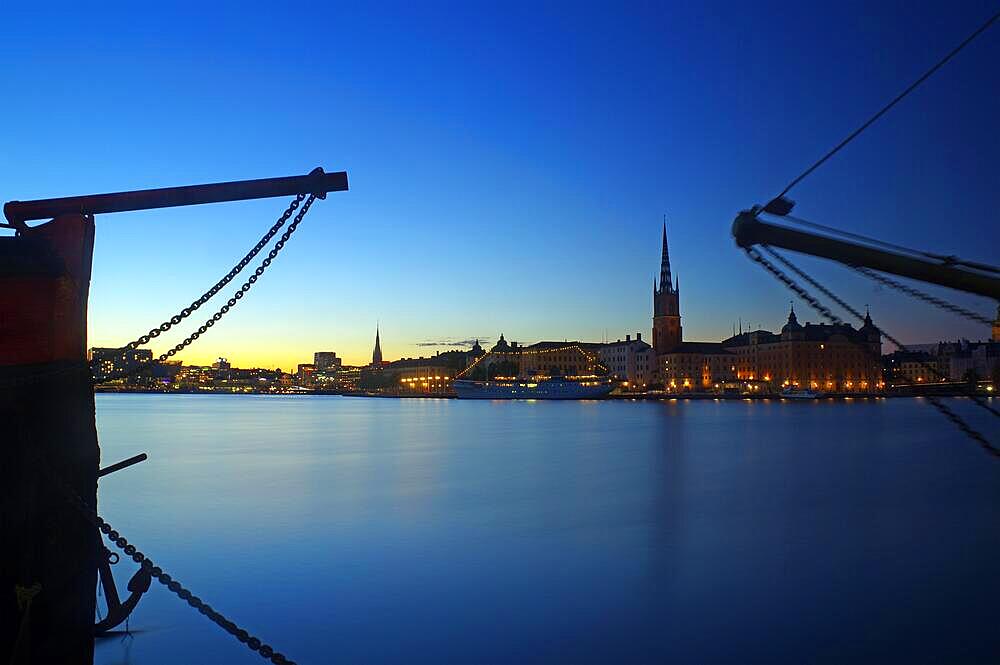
[731,210,1000,301]
[0,167,347,664]
[4,167,348,231]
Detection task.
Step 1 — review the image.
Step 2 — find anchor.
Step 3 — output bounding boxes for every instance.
[94,453,150,635]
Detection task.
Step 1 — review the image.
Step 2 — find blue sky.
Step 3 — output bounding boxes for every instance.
[2,1,997,367]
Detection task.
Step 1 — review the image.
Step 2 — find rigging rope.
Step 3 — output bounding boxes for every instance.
[851,265,994,326]
[744,245,998,457]
[774,9,1000,201]
[759,245,1000,419]
[763,212,1000,275]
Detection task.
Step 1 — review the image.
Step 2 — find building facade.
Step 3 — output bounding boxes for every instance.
[314,351,342,370]
[721,307,883,392]
[598,333,656,389]
[89,347,154,381]
[648,221,882,393]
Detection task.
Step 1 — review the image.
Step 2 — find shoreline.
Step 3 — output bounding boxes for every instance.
[93,388,993,401]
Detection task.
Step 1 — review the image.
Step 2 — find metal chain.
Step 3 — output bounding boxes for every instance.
[99,194,317,383]
[2,196,313,390]
[111,195,306,356]
[744,246,999,457]
[851,265,994,326]
[759,246,1000,420]
[33,450,297,664]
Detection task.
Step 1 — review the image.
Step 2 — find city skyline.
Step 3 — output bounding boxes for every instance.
[3,2,998,369]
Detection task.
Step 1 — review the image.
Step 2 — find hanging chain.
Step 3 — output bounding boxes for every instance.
[850,265,994,326]
[98,194,317,383]
[744,245,999,457]
[113,195,306,356]
[32,450,296,664]
[2,195,316,391]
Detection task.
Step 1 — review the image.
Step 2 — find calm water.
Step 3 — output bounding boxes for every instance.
[93,395,1000,664]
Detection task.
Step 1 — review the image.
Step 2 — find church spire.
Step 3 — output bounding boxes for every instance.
[372,324,383,365]
[659,216,673,293]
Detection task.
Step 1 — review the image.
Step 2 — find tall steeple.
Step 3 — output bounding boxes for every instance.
[652,217,682,354]
[372,324,383,365]
[659,217,673,294]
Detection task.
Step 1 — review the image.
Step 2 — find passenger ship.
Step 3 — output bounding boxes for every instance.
[453,375,615,400]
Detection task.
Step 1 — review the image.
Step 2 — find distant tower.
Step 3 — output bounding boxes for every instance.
[372,325,383,365]
[652,219,682,354]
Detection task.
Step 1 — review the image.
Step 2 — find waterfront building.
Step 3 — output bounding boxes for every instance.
[314,365,361,392]
[314,351,342,370]
[720,307,883,392]
[648,222,882,393]
[393,358,454,394]
[885,340,1000,386]
[659,342,737,391]
[89,347,153,381]
[948,341,999,383]
[598,333,656,389]
[296,363,317,384]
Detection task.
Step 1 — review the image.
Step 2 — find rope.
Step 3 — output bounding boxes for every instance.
[774,9,1000,201]
[851,265,994,326]
[759,245,1000,420]
[745,245,999,457]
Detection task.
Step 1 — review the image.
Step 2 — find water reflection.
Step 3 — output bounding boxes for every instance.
[95,395,1000,664]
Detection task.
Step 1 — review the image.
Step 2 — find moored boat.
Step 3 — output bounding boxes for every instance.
[453,375,614,400]
[780,387,823,399]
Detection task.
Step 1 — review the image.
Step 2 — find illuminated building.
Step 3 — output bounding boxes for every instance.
[658,342,737,391]
[598,333,656,389]
[89,347,153,381]
[394,359,454,394]
[886,339,1000,386]
[993,306,1000,342]
[296,363,317,384]
[721,307,882,392]
[647,222,882,393]
[314,351,342,370]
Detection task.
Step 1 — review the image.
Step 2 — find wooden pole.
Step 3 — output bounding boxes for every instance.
[1,214,99,664]
[731,210,1000,300]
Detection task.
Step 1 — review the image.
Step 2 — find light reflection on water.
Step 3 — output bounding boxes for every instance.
[94,395,1000,664]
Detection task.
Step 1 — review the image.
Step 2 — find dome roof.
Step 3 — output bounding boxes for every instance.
[490,334,511,353]
[781,306,802,333]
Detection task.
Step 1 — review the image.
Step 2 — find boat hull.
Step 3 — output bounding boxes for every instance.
[453,378,614,400]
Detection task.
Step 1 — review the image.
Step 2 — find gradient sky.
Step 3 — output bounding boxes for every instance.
[3,1,998,368]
